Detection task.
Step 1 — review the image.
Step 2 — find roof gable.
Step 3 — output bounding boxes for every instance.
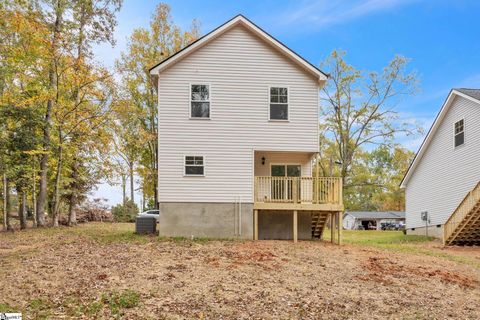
[400,89,480,188]
[149,15,327,83]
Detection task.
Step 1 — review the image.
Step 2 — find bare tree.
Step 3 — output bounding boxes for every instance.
[320,50,421,185]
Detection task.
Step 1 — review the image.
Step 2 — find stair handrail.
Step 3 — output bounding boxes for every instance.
[443,181,480,245]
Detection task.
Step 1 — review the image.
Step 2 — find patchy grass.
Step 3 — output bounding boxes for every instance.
[0,302,17,312]
[1,223,479,319]
[28,298,52,319]
[0,222,229,246]
[341,230,480,269]
[78,224,154,244]
[61,296,104,318]
[29,223,223,245]
[101,289,140,316]
[342,229,435,245]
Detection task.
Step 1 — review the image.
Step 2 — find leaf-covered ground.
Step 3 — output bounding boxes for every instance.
[1,223,479,319]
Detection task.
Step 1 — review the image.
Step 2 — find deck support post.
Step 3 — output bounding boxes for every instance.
[338,211,343,245]
[293,210,298,243]
[254,209,258,240]
[330,212,335,244]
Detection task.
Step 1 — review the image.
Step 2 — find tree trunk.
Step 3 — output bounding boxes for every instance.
[129,162,134,203]
[66,1,86,228]
[121,174,126,206]
[37,119,50,227]
[37,1,63,227]
[67,161,79,226]
[32,160,37,227]
[52,143,63,227]
[19,191,27,230]
[5,176,12,231]
[2,173,7,231]
[67,193,76,226]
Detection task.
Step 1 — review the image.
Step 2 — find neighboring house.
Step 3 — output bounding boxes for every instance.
[149,15,344,242]
[401,89,480,245]
[343,211,405,230]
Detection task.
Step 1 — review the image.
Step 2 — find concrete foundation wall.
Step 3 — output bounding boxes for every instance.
[159,202,254,239]
[259,210,311,240]
[158,203,314,240]
[407,225,443,239]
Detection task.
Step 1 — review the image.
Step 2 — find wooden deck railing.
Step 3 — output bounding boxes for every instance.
[443,181,480,245]
[254,176,342,205]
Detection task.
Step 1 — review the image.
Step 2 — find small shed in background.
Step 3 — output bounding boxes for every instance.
[343,211,405,230]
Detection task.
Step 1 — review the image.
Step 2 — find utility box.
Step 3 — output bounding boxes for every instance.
[135,216,157,234]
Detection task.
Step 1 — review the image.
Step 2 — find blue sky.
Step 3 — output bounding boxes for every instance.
[93,0,480,206]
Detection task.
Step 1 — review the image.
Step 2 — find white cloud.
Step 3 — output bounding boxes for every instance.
[282,0,419,29]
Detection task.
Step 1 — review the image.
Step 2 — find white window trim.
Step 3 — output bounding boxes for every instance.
[453,118,465,149]
[189,83,211,120]
[268,86,290,122]
[183,155,206,177]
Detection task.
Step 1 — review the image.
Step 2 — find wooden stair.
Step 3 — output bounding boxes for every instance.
[444,181,480,246]
[311,212,329,239]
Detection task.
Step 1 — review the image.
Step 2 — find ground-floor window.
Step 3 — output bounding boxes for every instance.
[185,156,204,176]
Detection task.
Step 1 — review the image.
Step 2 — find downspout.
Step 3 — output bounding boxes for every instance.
[234,196,238,236]
[239,195,242,236]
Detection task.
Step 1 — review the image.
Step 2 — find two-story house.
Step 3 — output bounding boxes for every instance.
[401,88,480,245]
[149,15,344,242]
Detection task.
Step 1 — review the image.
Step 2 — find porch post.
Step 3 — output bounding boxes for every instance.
[330,213,335,244]
[316,153,320,204]
[293,210,298,243]
[254,209,258,240]
[338,211,343,245]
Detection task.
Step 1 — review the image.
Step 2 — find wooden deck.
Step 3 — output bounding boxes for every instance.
[253,176,344,243]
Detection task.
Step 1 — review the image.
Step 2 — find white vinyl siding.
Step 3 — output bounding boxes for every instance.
[405,95,480,228]
[253,152,313,176]
[158,25,319,203]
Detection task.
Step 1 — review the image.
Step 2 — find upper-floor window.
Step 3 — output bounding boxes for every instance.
[454,119,464,147]
[269,87,288,120]
[191,84,210,118]
[185,156,204,176]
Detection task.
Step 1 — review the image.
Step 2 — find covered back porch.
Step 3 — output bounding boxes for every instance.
[252,151,344,243]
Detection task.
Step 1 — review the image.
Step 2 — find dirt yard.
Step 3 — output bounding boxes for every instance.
[1,223,479,319]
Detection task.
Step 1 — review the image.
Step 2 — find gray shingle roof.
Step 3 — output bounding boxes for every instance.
[345,211,405,220]
[455,88,480,101]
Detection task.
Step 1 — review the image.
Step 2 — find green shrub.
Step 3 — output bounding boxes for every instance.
[111,200,139,222]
